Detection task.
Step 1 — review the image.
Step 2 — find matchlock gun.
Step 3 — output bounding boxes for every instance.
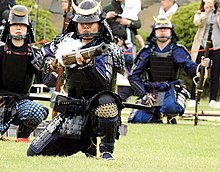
[194,24,213,126]
[62,42,108,65]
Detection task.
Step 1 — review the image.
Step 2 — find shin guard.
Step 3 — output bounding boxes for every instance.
[98,116,119,153]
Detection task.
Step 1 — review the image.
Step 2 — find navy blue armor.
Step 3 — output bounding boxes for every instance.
[129,43,197,97]
[27,39,124,158]
[27,0,124,160]
[128,42,196,124]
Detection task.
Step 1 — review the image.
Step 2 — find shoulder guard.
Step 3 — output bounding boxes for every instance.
[175,43,191,59]
[31,46,45,71]
[134,44,151,64]
[175,43,187,49]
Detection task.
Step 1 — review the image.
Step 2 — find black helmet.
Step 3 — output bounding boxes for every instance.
[152,15,173,30]
[65,0,113,42]
[146,15,178,43]
[1,5,35,43]
[72,0,103,23]
[8,5,31,26]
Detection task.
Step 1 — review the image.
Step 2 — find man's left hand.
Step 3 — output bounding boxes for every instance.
[141,94,156,107]
[75,51,92,65]
[116,18,131,26]
[201,57,210,67]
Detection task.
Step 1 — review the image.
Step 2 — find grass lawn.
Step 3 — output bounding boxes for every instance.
[185,97,220,111]
[1,97,220,172]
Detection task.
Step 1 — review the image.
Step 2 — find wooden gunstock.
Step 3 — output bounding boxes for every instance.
[52,66,64,118]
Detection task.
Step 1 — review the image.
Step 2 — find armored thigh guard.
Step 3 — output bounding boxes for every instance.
[174,84,190,115]
[160,84,190,117]
[28,114,63,154]
[0,96,17,135]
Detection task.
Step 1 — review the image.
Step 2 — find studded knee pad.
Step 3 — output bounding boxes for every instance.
[95,103,118,118]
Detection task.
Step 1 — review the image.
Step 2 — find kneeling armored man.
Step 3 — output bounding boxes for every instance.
[128,15,210,124]
[27,0,124,160]
[0,5,48,142]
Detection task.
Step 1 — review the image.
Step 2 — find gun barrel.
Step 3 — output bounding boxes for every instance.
[96,43,107,53]
[62,42,107,65]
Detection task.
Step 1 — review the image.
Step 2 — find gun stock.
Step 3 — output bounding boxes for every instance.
[52,65,64,118]
[62,42,108,65]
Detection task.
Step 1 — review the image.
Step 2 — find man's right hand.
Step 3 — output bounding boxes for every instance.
[141,94,156,107]
[46,58,59,71]
[106,11,117,19]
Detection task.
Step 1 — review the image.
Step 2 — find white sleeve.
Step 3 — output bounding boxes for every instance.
[160,3,179,17]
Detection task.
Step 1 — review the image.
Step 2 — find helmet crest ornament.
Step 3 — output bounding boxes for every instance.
[153,16,171,24]
[72,1,101,15]
[9,5,32,16]
[153,15,173,29]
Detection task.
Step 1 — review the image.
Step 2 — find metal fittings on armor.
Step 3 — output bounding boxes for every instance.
[95,103,118,118]
[0,96,5,107]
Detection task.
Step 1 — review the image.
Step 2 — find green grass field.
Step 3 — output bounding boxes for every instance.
[1,97,220,172]
[1,121,220,172]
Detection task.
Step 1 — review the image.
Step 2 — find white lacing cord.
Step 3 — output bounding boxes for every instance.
[193,64,208,87]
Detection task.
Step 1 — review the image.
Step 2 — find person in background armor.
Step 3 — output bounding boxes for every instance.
[0,0,16,26]
[128,15,210,124]
[0,5,48,142]
[27,0,124,160]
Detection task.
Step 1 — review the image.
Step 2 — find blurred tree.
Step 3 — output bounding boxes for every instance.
[171,1,199,50]
[136,30,149,51]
